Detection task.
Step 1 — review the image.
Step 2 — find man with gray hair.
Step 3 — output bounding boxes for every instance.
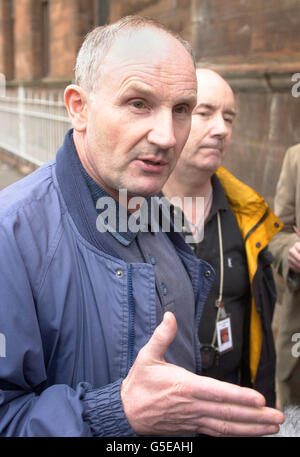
[0,16,283,437]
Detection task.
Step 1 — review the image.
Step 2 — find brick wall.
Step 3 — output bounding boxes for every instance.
[0,0,14,79]
[1,0,191,82]
[14,0,36,80]
[49,0,94,80]
[0,0,95,82]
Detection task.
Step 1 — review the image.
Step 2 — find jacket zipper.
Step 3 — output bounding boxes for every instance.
[195,278,206,374]
[126,264,135,373]
[194,260,215,374]
[244,208,269,243]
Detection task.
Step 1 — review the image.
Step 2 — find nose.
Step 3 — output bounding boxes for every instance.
[147,110,177,150]
[210,114,229,138]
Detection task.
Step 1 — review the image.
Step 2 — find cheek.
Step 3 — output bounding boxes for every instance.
[176,122,194,149]
[190,120,208,144]
[111,120,148,153]
[223,131,232,152]
[89,120,124,158]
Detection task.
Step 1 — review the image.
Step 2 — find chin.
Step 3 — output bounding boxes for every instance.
[126,185,162,199]
[202,157,222,172]
[128,178,167,198]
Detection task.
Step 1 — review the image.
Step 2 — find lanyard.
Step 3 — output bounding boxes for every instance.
[211,210,226,349]
[187,190,213,239]
[200,210,234,367]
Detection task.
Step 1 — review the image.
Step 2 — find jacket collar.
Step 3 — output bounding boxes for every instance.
[216,165,283,245]
[205,174,230,224]
[216,165,267,216]
[78,154,155,246]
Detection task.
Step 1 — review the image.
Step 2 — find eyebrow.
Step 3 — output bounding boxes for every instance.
[118,82,154,98]
[118,82,197,106]
[197,102,237,116]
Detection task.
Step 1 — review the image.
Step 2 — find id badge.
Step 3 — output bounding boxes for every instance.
[216,317,233,354]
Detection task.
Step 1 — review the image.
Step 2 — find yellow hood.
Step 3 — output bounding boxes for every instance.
[216,166,283,381]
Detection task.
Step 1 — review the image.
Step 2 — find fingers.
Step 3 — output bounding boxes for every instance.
[288,256,300,273]
[122,313,285,437]
[179,388,284,436]
[141,312,178,362]
[199,420,281,437]
[194,401,284,436]
[195,399,284,426]
[191,375,266,408]
[288,242,300,272]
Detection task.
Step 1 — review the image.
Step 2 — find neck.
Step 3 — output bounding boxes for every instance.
[163,168,213,201]
[163,168,214,227]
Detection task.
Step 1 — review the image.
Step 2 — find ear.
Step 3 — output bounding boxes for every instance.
[64,84,88,132]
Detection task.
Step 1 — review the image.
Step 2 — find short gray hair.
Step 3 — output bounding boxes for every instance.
[74,15,195,93]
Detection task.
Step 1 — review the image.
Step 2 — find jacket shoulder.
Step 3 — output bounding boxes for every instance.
[0,161,57,222]
[281,144,300,173]
[286,143,300,157]
[216,166,282,245]
[216,166,266,210]
[0,160,66,297]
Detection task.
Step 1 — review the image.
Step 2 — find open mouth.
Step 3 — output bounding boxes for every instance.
[136,158,168,172]
[143,159,165,165]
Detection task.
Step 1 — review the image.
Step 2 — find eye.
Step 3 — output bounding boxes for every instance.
[129,99,147,110]
[224,116,234,124]
[174,104,192,118]
[174,105,188,114]
[193,109,210,118]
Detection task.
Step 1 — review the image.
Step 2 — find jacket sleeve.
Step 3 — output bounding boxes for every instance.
[0,223,135,437]
[269,147,300,290]
[251,248,277,407]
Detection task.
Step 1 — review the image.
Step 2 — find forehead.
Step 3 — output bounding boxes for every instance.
[96,28,197,100]
[196,71,235,109]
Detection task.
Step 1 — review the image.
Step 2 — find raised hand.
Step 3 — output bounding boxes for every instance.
[121,312,284,436]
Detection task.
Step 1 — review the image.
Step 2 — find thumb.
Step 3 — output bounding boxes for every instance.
[144,312,178,362]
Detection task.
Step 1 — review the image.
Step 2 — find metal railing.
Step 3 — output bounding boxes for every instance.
[0,85,71,166]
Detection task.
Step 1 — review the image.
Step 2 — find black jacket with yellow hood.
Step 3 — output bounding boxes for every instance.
[216,166,283,407]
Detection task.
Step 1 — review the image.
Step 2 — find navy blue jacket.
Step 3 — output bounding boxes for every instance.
[0,131,214,436]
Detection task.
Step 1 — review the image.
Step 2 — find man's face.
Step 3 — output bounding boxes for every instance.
[81,29,197,199]
[175,70,236,174]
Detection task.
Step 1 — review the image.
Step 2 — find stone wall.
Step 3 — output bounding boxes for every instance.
[191,0,300,206]
[191,0,300,67]
[222,84,300,207]
[110,0,192,40]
